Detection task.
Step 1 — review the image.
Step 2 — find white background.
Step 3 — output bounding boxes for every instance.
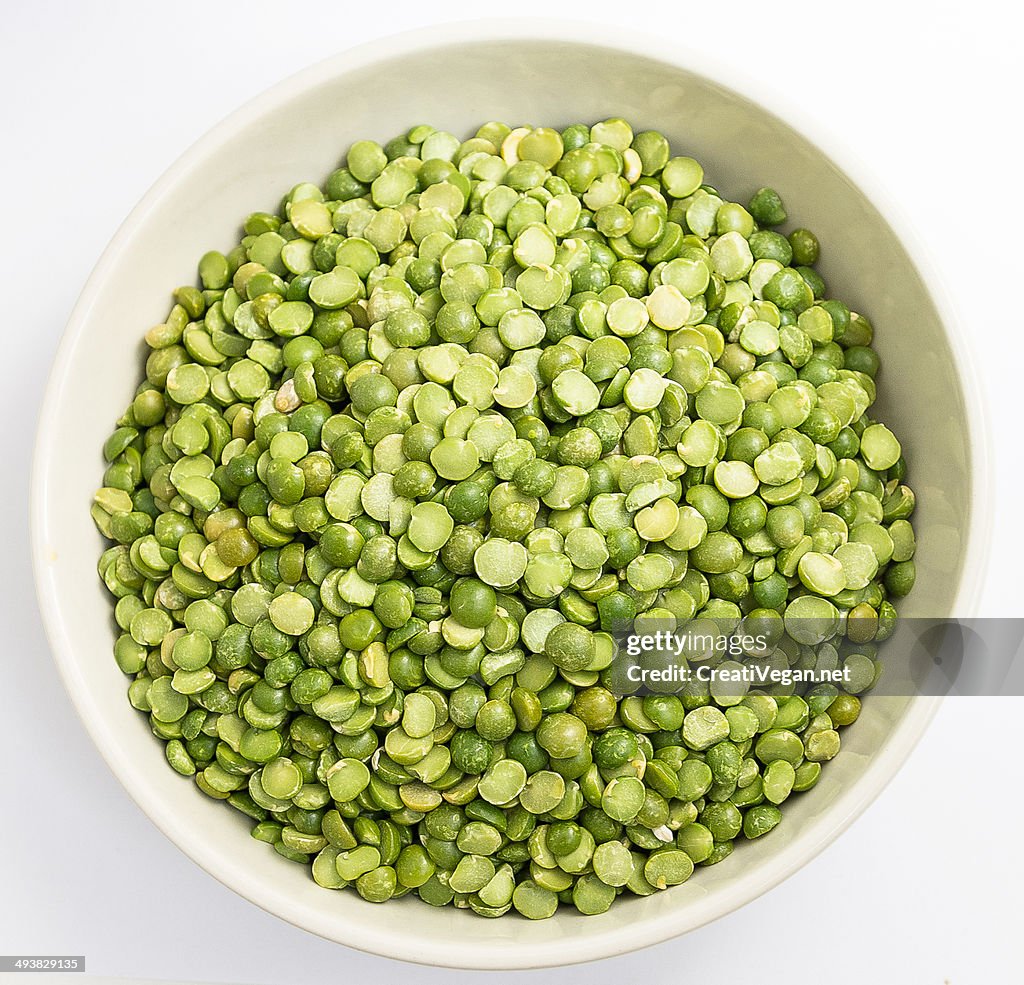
[3,2,1022,983]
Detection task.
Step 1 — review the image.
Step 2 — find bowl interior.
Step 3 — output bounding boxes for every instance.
[33,28,972,969]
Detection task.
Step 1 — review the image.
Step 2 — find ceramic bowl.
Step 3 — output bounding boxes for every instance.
[32,20,991,969]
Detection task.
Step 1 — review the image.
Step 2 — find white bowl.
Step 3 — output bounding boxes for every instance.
[32,20,991,970]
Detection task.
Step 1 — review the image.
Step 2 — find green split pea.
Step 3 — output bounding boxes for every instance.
[93,116,916,920]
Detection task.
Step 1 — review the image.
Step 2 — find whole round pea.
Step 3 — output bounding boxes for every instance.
[451,730,493,774]
[476,700,517,741]
[373,581,414,628]
[535,713,589,759]
[338,609,383,650]
[450,578,497,628]
[544,623,595,672]
[446,481,489,523]
[571,687,618,730]
[594,728,639,769]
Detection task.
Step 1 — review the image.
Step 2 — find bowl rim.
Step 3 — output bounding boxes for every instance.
[31,17,994,970]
